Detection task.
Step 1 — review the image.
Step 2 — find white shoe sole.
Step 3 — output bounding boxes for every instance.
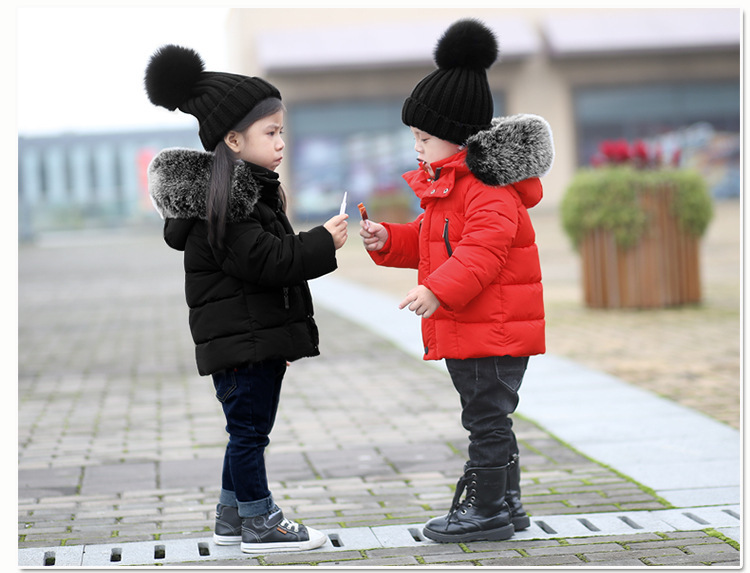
[213,534,241,545]
[240,528,327,553]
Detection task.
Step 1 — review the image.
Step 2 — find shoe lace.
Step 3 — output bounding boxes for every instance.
[448,472,478,520]
[279,518,300,533]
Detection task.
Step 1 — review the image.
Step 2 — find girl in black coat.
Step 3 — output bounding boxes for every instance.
[145,45,348,554]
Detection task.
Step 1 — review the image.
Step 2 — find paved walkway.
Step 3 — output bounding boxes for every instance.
[17,204,741,568]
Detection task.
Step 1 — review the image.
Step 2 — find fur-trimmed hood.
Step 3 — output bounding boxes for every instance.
[465,113,554,187]
[148,148,261,221]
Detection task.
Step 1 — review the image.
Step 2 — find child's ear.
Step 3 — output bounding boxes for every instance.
[224,131,240,152]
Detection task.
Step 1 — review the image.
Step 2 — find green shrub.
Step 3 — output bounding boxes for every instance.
[561,166,713,249]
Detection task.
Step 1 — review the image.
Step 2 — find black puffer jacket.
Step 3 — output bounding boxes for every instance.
[148,148,337,376]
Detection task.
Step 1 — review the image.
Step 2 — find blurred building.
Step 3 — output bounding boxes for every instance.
[18,129,200,239]
[229,7,740,219]
[17,8,740,237]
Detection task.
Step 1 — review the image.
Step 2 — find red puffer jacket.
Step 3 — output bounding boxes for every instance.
[368,114,554,361]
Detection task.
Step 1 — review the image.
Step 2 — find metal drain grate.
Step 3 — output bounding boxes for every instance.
[18,505,740,567]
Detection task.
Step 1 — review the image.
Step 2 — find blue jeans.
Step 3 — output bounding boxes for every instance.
[212,360,286,518]
[445,356,529,468]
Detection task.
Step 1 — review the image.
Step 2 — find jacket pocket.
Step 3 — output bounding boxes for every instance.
[443,218,453,257]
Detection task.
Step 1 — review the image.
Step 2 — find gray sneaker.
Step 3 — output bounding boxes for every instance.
[241,506,327,553]
[213,504,241,545]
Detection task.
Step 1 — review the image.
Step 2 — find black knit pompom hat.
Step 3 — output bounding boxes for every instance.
[402,19,499,145]
[144,44,281,151]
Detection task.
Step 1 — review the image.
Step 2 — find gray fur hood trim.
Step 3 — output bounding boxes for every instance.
[148,148,260,221]
[465,114,555,187]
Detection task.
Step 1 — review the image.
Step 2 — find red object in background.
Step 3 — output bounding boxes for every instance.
[137,148,157,210]
[599,139,631,163]
[591,138,681,170]
[632,140,649,163]
[671,148,682,167]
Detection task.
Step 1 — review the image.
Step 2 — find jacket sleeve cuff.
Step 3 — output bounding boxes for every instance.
[300,225,338,279]
[368,222,420,269]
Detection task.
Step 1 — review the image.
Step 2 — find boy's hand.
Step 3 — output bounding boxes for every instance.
[399,285,440,318]
[324,213,349,250]
[359,220,388,251]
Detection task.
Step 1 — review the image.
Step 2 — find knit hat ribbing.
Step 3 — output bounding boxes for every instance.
[402,19,499,145]
[144,45,281,151]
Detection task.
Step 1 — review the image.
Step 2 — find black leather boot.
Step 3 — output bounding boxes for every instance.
[506,454,530,531]
[423,465,514,543]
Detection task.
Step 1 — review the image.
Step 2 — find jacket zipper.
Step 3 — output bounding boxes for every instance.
[443,218,453,257]
[283,287,290,309]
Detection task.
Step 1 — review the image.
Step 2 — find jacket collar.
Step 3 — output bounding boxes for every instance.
[246,161,281,189]
[403,152,465,200]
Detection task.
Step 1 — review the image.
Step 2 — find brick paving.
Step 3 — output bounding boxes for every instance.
[17,199,741,567]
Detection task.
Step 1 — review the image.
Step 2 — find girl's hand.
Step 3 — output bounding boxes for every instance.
[399,285,441,318]
[324,213,349,250]
[359,220,388,251]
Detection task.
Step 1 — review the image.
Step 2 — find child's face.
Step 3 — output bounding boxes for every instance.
[227,110,285,171]
[410,127,462,174]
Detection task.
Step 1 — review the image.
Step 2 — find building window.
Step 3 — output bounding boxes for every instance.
[89,149,99,201]
[63,149,74,196]
[38,153,48,198]
[113,147,123,198]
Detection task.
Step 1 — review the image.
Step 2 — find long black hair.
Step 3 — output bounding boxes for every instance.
[207,97,286,253]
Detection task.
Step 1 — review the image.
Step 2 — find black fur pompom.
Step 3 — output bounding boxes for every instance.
[144,44,205,111]
[434,19,498,71]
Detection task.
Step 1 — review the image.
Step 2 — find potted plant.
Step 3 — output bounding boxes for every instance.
[561,138,713,309]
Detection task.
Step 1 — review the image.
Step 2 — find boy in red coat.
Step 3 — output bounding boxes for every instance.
[360,19,554,543]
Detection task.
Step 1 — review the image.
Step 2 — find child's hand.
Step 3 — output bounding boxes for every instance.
[399,285,441,318]
[359,220,388,251]
[324,213,349,250]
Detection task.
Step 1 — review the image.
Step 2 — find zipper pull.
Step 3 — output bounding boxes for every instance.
[283,287,290,309]
[443,218,453,257]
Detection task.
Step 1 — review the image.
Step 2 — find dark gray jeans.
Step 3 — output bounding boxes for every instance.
[445,356,529,468]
